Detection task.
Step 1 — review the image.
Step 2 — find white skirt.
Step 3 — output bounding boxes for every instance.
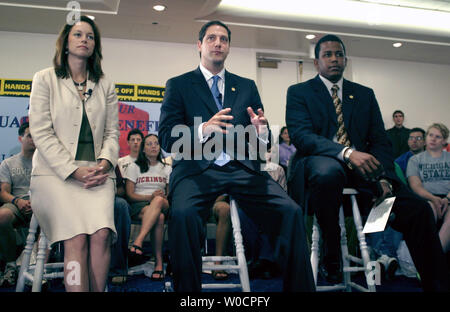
[30,170,117,246]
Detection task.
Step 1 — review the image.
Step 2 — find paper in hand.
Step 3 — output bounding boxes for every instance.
[362,197,396,234]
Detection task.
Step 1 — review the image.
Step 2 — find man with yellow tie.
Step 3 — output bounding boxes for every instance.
[286,34,448,292]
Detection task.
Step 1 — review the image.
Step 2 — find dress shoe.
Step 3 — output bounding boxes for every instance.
[377,255,398,281]
[319,260,342,284]
[248,259,278,280]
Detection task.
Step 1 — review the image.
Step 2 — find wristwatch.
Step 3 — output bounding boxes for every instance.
[343,148,354,169]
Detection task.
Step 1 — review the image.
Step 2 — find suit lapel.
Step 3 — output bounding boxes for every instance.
[86,78,96,98]
[191,67,219,115]
[342,79,355,131]
[312,75,338,127]
[61,77,80,98]
[223,71,237,110]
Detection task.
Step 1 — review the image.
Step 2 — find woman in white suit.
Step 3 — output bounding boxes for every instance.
[29,16,119,292]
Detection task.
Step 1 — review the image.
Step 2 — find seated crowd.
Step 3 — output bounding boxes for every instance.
[1,116,449,290]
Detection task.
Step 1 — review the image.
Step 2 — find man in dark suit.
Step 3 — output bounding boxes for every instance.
[286,34,448,291]
[386,110,410,158]
[159,20,315,292]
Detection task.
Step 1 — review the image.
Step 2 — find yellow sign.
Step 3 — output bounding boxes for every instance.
[0,78,165,102]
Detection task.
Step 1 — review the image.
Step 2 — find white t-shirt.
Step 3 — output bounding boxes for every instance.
[118,155,136,177]
[125,161,172,196]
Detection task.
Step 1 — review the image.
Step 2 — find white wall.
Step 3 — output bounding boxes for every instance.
[0,31,257,86]
[350,56,450,131]
[1,30,449,132]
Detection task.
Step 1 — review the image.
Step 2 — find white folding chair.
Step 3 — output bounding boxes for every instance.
[16,214,64,292]
[201,196,251,291]
[310,188,377,292]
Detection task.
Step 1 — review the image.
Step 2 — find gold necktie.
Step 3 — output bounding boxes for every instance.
[331,85,351,147]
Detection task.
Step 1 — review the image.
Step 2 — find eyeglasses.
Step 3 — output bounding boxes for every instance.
[408,136,423,141]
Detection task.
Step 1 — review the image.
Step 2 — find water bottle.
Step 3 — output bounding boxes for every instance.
[164,281,174,292]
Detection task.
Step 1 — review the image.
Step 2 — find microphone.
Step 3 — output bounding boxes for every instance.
[83,89,93,99]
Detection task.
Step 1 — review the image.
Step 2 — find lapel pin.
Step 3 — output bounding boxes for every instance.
[231,87,236,92]
[349,95,354,99]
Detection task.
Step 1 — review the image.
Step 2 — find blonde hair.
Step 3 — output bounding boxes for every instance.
[427,123,449,141]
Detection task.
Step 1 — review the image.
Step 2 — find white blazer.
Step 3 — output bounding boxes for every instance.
[29,67,119,181]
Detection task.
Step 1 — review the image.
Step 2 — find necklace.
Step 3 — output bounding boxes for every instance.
[73,79,87,91]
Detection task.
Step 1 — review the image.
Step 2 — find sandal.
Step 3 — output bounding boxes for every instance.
[151,270,165,281]
[130,244,144,255]
[212,270,229,280]
[128,245,146,267]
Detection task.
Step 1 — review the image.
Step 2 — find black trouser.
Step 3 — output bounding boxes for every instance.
[299,155,449,292]
[168,161,315,292]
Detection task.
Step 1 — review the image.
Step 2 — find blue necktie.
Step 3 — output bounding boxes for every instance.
[211,75,222,110]
[210,75,229,166]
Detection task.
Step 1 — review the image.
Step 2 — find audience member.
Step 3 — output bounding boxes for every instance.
[407,123,450,253]
[276,126,296,173]
[0,122,35,287]
[124,134,171,281]
[395,127,426,176]
[386,110,410,158]
[158,20,314,292]
[109,166,131,285]
[286,34,448,291]
[209,195,231,280]
[29,16,119,292]
[366,127,426,280]
[264,147,287,191]
[118,128,144,176]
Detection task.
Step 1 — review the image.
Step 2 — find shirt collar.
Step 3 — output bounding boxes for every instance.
[319,74,343,94]
[199,63,225,82]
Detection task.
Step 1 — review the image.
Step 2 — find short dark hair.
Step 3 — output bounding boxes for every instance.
[19,122,29,136]
[315,34,346,59]
[198,20,231,43]
[392,110,404,118]
[53,15,104,83]
[409,127,425,138]
[127,128,144,141]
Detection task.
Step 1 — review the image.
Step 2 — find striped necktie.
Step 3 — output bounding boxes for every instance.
[331,84,351,147]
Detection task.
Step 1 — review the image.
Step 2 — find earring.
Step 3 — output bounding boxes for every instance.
[65,49,69,54]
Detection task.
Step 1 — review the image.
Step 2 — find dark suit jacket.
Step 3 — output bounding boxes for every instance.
[159,67,270,194]
[386,126,410,158]
[286,75,398,205]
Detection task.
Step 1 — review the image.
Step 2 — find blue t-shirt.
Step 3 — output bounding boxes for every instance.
[395,151,414,176]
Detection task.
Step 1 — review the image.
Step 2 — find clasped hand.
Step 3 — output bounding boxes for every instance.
[17,198,32,215]
[72,160,110,189]
[348,150,384,182]
[430,196,448,219]
[150,189,166,201]
[347,151,393,207]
